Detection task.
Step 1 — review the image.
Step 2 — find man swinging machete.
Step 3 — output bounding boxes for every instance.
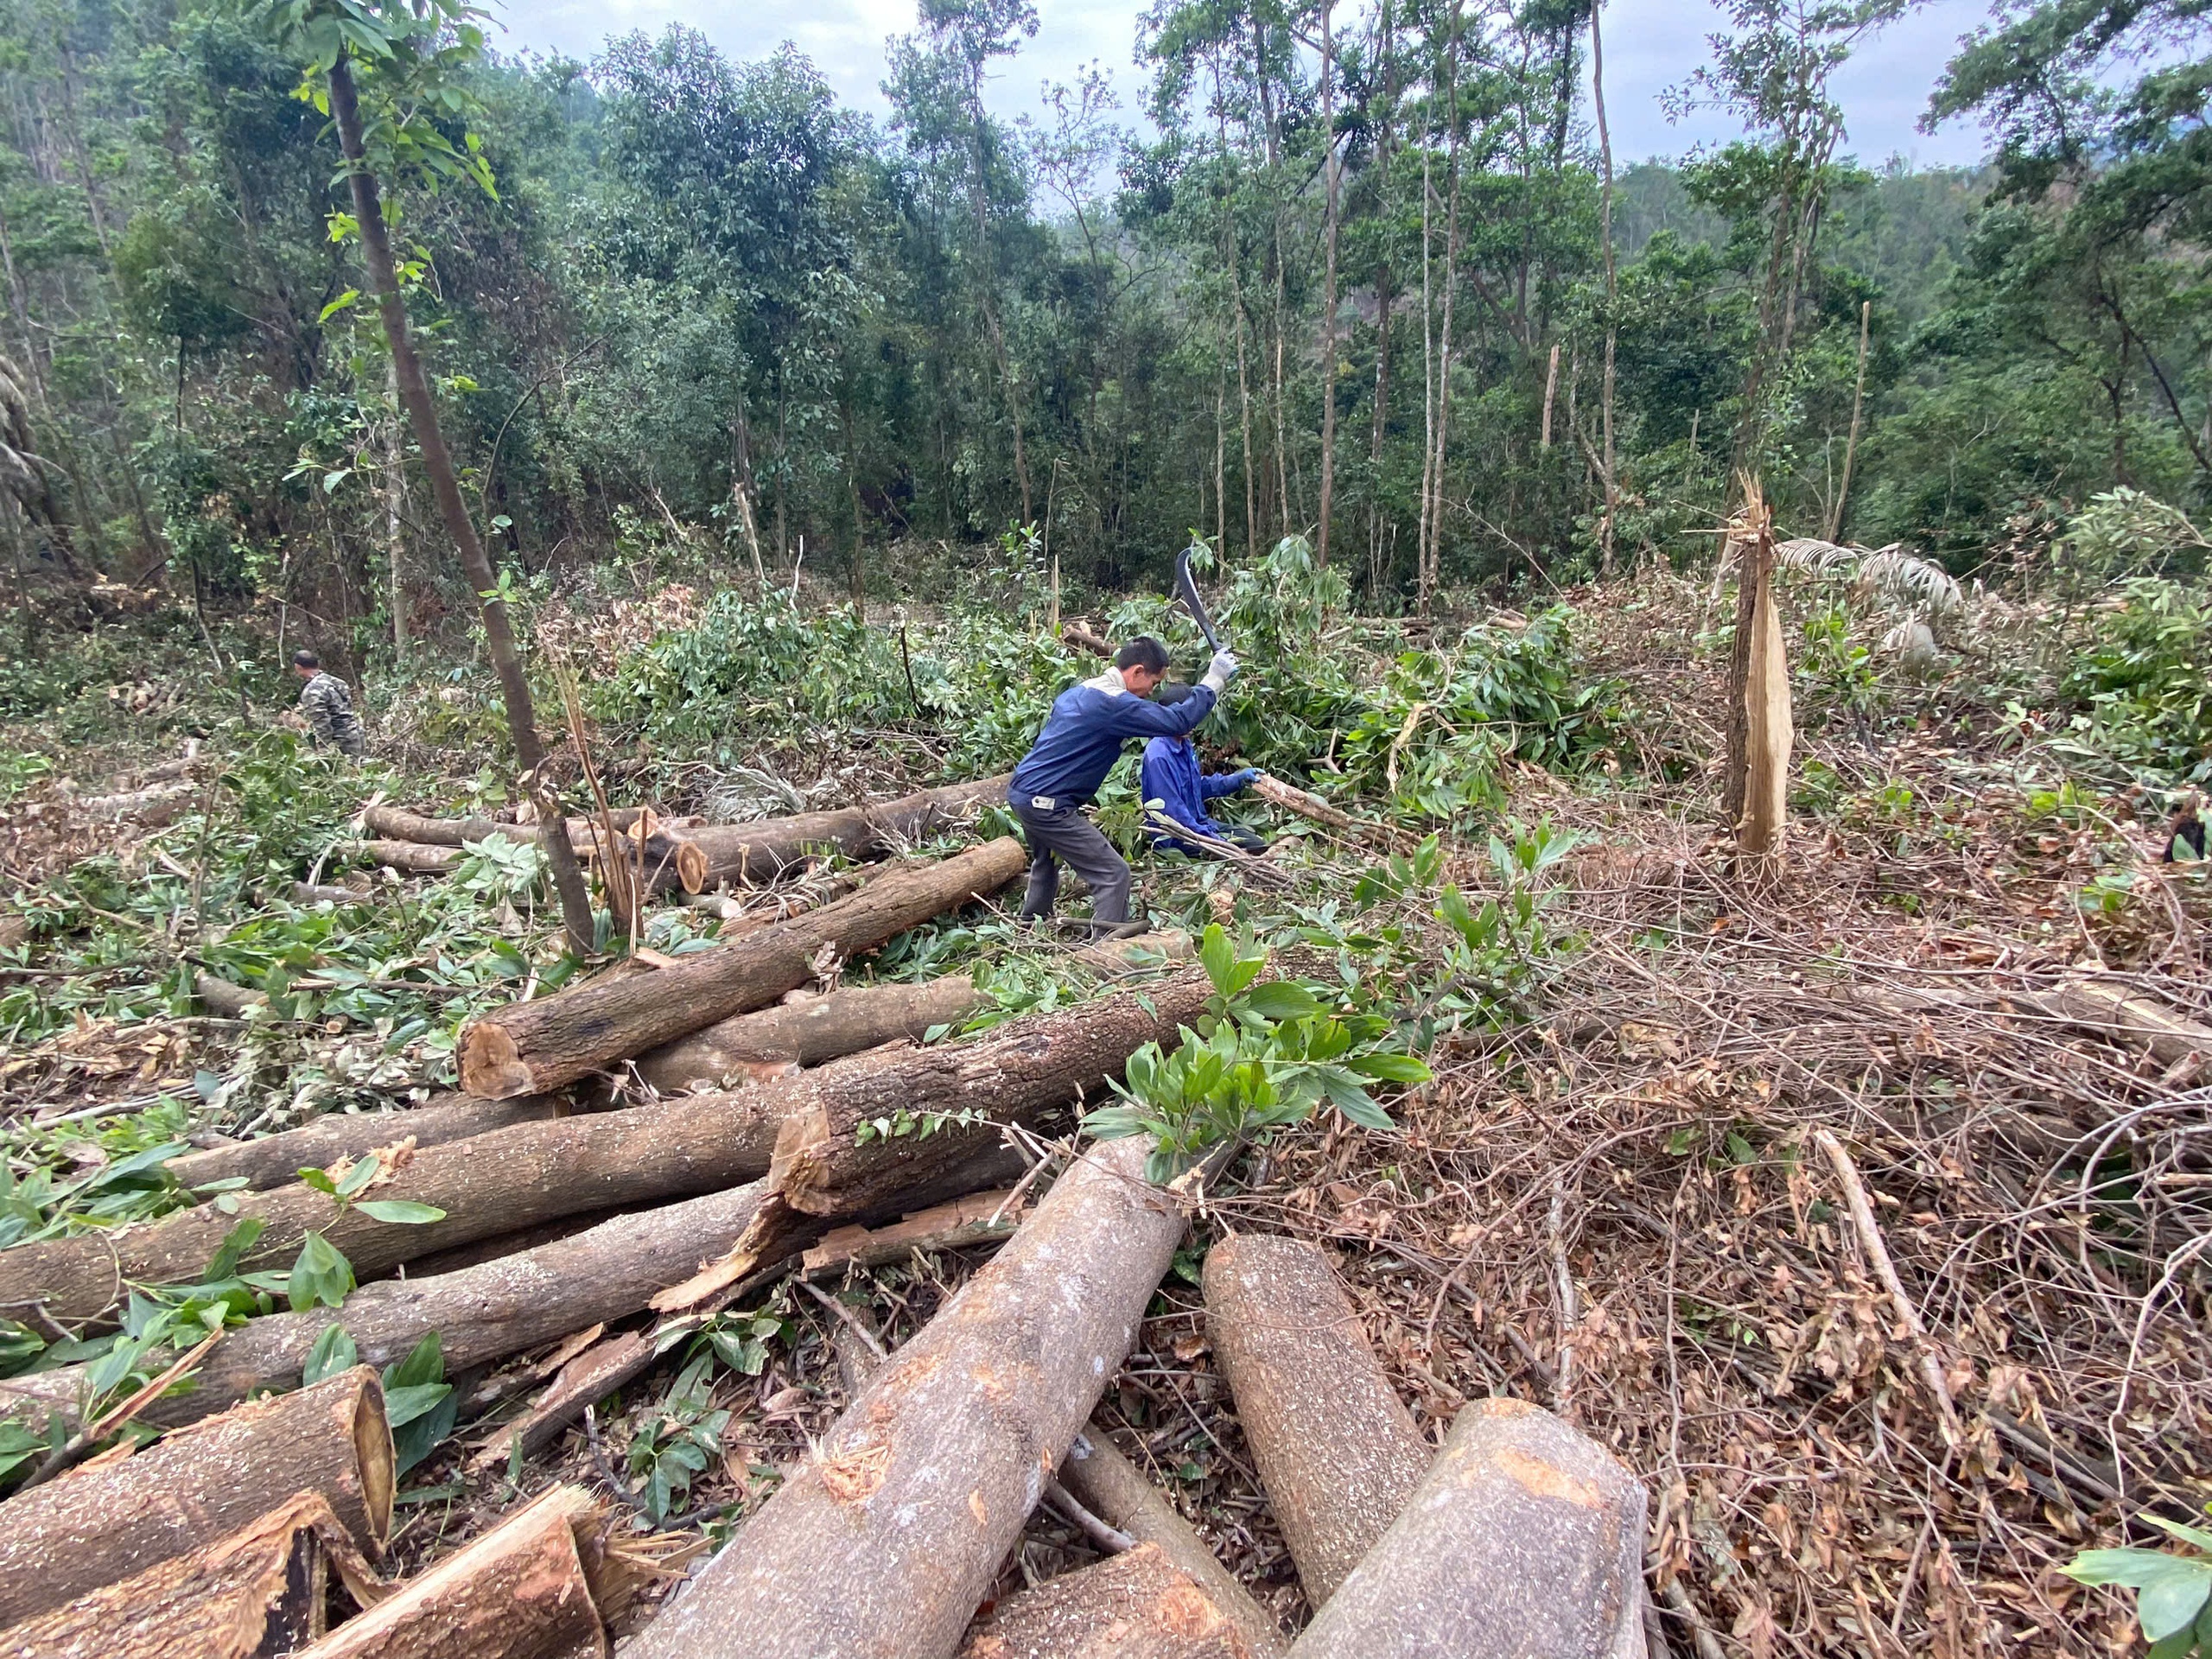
[1007,544,1238,938]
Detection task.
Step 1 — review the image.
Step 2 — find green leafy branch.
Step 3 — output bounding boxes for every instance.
[2067,1510,2212,1657]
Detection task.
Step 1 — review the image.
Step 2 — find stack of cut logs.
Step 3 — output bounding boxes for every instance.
[0,783,1652,1656]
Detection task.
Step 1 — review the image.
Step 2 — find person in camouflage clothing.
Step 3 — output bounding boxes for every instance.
[292,650,366,757]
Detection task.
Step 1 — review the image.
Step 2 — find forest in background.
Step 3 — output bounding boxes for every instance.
[0,0,2203,700]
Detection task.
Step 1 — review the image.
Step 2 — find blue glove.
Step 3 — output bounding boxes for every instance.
[1231,768,1260,790]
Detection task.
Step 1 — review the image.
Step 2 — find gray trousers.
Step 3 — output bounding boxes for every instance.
[1011,798,1131,932]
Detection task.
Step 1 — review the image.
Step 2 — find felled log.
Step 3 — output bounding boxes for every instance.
[634,976,983,1092]
[357,839,464,874]
[0,1491,381,1659]
[1058,1429,1289,1657]
[961,1543,1249,1659]
[626,1135,1186,1659]
[1061,621,1114,658]
[0,1365,392,1628]
[0,1183,772,1439]
[78,779,199,825]
[295,881,372,905]
[652,967,1220,1311]
[801,1189,1023,1278]
[460,836,1026,1098]
[362,804,507,845]
[165,1091,570,1193]
[1284,1397,1649,1659]
[1249,775,1408,850]
[194,970,269,1019]
[2022,977,2212,1067]
[653,772,1012,894]
[297,1484,610,1659]
[1203,1234,1431,1606]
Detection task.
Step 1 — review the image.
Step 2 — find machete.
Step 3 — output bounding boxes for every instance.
[1173,543,1224,652]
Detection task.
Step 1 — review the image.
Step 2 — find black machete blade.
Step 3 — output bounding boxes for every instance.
[1173,544,1224,652]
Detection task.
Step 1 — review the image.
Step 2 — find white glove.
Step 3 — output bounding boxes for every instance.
[1201,648,1238,694]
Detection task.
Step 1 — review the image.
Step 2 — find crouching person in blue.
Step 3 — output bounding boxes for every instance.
[1140,686,1266,856]
[1008,635,1237,937]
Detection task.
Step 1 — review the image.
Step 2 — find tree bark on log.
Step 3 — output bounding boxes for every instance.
[1058,1429,1289,1657]
[0,1365,392,1629]
[357,840,465,874]
[1283,1397,1649,1659]
[1202,1233,1431,1606]
[0,1184,772,1439]
[461,837,1025,1098]
[626,1136,1187,1659]
[297,1484,608,1659]
[1249,776,1408,851]
[0,1491,382,1659]
[961,1543,1252,1659]
[165,1092,571,1193]
[193,970,268,1018]
[635,976,983,1093]
[801,1190,1024,1278]
[654,773,1012,894]
[361,804,506,846]
[652,969,1219,1312]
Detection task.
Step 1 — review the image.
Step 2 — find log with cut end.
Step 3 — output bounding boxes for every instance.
[652,772,1012,893]
[0,1183,772,1439]
[0,1365,392,1629]
[1203,1233,1431,1606]
[0,1491,382,1659]
[635,976,983,1093]
[1058,1429,1289,1657]
[460,836,1026,1098]
[625,1135,1188,1659]
[297,1484,609,1659]
[4,968,1177,1330]
[358,839,465,874]
[1284,1397,1649,1659]
[961,1543,1252,1659]
[165,1090,571,1193]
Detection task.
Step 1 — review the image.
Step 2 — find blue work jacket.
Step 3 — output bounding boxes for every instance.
[1008,670,1218,810]
[1140,737,1255,849]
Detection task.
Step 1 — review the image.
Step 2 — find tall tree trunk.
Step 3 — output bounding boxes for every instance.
[1366,0,1397,600]
[1592,0,1618,578]
[1215,70,1260,563]
[1421,6,1465,613]
[1826,299,1872,540]
[966,68,1032,525]
[1315,0,1341,565]
[324,60,594,957]
[384,357,410,667]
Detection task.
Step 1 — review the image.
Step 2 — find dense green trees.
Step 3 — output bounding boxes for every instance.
[0,0,2202,664]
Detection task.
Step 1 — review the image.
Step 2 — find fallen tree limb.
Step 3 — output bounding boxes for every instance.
[460,836,1026,1097]
[296,881,372,905]
[297,1484,611,1659]
[652,967,1219,1311]
[1059,1427,1290,1657]
[165,1090,572,1193]
[1286,1398,1649,1659]
[362,804,508,845]
[0,1364,392,1628]
[1203,1233,1433,1606]
[193,970,269,1019]
[801,1189,1024,1278]
[653,772,1012,895]
[0,1490,382,1659]
[79,779,199,825]
[1249,775,1411,851]
[356,839,464,874]
[1061,620,1114,658]
[960,1543,1249,1659]
[635,976,983,1093]
[627,1135,1185,1659]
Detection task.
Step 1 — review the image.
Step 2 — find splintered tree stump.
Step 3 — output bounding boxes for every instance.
[1202,1234,1432,1606]
[653,773,1012,894]
[0,1183,771,1438]
[165,1090,570,1192]
[962,1543,1253,1659]
[1286,1398,1649,1659]
[1058,1429,1289,1657]
[626,1136,1187,1659]
[459,837,1026,1097]
[298,1484,609,1659]
[0,1365,393,1629]
[635,976,984,1092]
[0,1491,382,1659]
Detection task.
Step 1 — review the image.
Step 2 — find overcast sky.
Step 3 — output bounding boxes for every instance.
[498,0,2000,168]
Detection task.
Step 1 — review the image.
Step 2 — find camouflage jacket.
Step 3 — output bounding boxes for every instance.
[299,671,367,756]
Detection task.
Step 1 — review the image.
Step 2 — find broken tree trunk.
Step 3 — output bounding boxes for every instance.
[357,840,464,874]
[1058,1429,1290,1657]
[0,1364,393,1629]
[652,968,1221,1312]
[1202,1233,1432,1607]
[651,772,1012,894]
[802,1190,1024,1278]
[626,1135,1187,1659]
[165,1091,571,1193]
[635,976,984,1093]
[1285,1397,1649,1659]
[297,1484,610,1659]
[961,1543,1250,1659]
[1721,480,1790,866]
[0,1183,772,1439]
[460,836,1025,1098]
[0,1491,382,1659]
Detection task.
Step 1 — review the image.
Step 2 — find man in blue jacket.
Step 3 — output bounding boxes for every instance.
[1140,688,1265,856]
[1008,635,1236,935]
